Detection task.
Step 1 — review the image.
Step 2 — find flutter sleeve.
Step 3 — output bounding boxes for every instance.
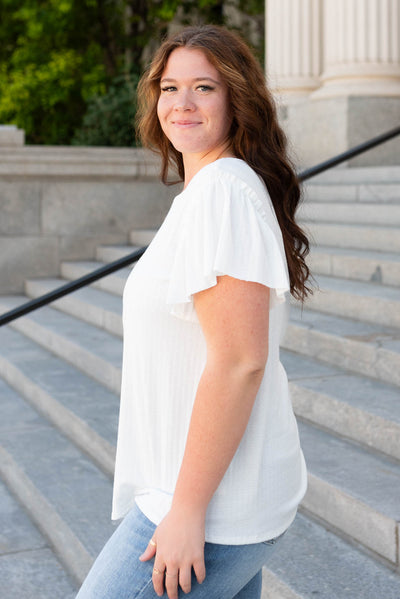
[166,168,290,322]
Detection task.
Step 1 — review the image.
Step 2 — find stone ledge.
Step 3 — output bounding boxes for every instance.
[0,125,25,146]
[0,146,161,178]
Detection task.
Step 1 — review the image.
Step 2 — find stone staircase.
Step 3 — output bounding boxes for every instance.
[1,166,400,598]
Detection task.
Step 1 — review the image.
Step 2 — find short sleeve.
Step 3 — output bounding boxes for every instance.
[166,167,290,322]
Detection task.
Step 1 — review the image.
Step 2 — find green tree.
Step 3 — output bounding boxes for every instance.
[72,72,139,147]
[0,0,111,143]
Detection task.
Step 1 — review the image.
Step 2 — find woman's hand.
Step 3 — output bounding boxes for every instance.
[139,507,206,598]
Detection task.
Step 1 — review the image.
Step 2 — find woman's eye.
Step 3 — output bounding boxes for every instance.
[160,84,214,93]
[197,85,214,92]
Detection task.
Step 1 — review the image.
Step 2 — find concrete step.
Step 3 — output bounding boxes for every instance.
[302,274,400,328]
[307,164,400,185]
[261,569,301,599]
[1,306,399,567]
[266,512,400,599]
[0,297,122,394]
[304,222,400,252]
[282,350,400,462]
[284,306,400,387]
[299,420,400,565]
[0,373,303,598]
[96,244,143,263]
[129,228,157,245]
[0,331,298,598]
[0,379,115,585]
[309,246,400,287]
[302,166,400,205]
[304,165,400,185]
[18,280,400,462]
[2,163,399,596]
[32,256,400,335]
[2,390,363,599]
[0,476,77,598]
[0,326,117,477]
[2,324,399,576]
[303,182,400,203]
[299,202,400,225]
[25,278,123,338]
[5,292,399,471]
[61,260,130,296]
[17,280,400,391]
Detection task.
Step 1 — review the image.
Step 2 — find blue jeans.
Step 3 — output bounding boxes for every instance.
[76,504,283,599]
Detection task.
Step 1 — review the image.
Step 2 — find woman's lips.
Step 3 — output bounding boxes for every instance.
[172,121,201,128]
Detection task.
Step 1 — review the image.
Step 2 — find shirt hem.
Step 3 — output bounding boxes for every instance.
[201,509,298,545]
[132,493,298,546]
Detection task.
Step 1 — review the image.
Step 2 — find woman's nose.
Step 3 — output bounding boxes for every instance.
[173,89,195,111]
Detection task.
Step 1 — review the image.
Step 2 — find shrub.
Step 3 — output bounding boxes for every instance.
[72,73,139,147]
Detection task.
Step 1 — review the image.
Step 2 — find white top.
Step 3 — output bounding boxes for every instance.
[112,158,307,544]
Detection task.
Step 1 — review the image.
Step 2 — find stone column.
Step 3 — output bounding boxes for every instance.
[265,0,322,98]
[313,0,400,98]
[268,0,400,167]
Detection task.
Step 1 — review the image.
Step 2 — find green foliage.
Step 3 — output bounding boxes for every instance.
[0,0,108,144]
[0,0,264,145]
[72,73,138,147]
[0,48,102,144]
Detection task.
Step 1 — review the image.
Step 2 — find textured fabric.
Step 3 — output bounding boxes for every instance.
[112,158,307,544]
[76,504,281,599]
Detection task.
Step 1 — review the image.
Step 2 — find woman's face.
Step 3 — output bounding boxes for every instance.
[157,47,232,163]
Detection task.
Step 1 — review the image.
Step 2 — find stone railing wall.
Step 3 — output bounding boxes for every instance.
[0,145,176,294]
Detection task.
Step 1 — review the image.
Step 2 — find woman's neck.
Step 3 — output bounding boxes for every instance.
[182,145,235,189]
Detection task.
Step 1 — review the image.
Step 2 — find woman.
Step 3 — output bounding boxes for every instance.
[77,24,311,599]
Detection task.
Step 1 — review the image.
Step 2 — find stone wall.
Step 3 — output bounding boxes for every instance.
[0,146,176,294]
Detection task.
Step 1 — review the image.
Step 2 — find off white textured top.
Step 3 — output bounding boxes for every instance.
[112,158,307,544]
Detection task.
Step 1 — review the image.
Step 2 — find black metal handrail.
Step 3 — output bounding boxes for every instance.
[1,124,399,327]
[0,246,147,326]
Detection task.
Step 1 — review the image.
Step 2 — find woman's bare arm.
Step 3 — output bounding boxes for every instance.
[140,275,270,599]
[173,275,270,511]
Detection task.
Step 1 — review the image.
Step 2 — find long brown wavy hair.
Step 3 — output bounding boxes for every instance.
[136,25,311,301]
